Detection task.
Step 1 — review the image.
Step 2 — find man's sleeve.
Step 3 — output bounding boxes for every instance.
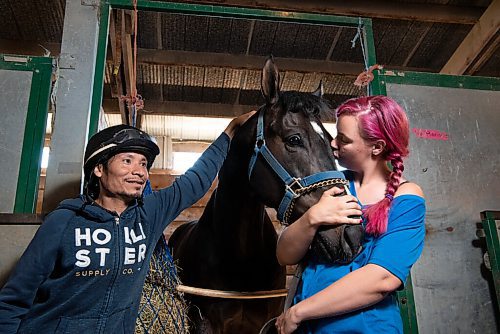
[0,212,66,332]
[149,132,230,230]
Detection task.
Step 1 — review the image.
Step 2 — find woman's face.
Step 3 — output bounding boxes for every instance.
[331,115,373,171]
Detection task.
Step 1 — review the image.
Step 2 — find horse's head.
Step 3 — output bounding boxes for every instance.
[243,57,364,264]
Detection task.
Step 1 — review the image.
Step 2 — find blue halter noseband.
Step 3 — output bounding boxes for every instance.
[248,110,347,225]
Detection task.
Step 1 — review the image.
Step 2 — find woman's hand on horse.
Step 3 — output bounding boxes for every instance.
[224,110,257,139]
[276,308,301,334]
[306,187,362,227]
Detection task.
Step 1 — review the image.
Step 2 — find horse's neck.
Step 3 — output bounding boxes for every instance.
[215,173,266,233]
[201,154,268,238]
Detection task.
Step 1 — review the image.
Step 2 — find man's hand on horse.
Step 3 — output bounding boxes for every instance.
[224,110,257,139]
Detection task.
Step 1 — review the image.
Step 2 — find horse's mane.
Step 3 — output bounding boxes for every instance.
[279,91,332,119]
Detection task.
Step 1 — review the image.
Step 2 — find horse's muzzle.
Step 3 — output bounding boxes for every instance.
[308,223,365,264]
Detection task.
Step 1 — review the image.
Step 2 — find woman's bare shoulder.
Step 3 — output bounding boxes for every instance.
[395,181,424,198]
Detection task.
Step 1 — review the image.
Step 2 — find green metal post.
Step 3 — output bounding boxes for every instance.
[0,55,53,213]
[108,0,367,26]
[89,2,111,137]
[481,211,500,314]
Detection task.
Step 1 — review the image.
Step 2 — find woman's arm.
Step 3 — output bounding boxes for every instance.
[276,187,362,265]
[277,186,426,334]
[277,264,401,333]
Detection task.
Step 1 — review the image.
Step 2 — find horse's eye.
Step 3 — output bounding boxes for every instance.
[286,134,303,146]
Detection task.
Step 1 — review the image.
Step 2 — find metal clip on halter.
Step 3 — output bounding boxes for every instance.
[285,178,303,199]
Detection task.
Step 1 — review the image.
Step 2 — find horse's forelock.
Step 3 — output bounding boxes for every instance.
[280,91,332,119]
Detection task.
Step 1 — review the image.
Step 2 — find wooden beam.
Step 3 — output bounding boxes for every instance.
[138,48,364,75]
[0,39,60,56]
[326,27,343,61]
[440,0,500,75]
[121,10,136,125]
[103,99,259,117]
[465,32,500,75]
[0,39,431,77]
[180,0,484,24]
[109,10,128,124]
[136,48,432,75]
[402,23,432,67]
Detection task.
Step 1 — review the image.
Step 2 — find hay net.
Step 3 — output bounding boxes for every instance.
[136,237,189,333]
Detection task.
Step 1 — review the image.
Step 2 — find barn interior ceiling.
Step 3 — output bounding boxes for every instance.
[0,0,498,143]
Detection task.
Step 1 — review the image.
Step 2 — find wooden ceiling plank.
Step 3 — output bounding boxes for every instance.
[156,12,163,50]
[0,39,61,56]
[402,23,432,67]
[121,10,136,125]
[108,11,128,124]
[103,99,259,118]
[138,48,364,75]
[440,0,500,75]
[325,27,343,61]
[183,0,483,24]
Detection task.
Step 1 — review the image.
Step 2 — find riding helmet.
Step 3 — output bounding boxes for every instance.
[83,124,160,199]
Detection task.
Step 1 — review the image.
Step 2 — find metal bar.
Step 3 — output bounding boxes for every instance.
[398,276,419,334]
[107,0,368,27]
[363,19,377,96]
[89,2,111,137]
[378,70,500,91]
[139,0,483,24]
[177,284,287,299]
[22,64,52,213]
[11,56,52,213]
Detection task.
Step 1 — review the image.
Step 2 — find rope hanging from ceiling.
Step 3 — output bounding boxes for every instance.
[351,17,383,94]
[120,0,143,128]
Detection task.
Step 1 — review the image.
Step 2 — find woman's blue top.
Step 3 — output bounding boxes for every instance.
[294,171,426,333]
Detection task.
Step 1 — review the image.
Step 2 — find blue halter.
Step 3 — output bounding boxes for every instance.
[248,110,347,225]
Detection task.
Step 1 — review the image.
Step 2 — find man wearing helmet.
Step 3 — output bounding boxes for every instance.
[0,111,255,334]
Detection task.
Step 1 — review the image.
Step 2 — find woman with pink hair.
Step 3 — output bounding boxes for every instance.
[275,95,426,333]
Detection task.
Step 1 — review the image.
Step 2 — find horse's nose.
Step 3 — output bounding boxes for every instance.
[343,224,364,253]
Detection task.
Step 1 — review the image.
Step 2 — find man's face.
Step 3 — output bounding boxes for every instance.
[94,152,149,201]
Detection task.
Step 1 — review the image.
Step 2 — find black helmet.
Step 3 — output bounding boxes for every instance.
[83,125,160,199]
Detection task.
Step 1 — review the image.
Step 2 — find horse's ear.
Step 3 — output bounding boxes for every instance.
[261,56,280,104]
[312,80,324,97]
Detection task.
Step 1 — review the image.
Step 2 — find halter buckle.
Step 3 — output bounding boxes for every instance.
[286,178,303,199]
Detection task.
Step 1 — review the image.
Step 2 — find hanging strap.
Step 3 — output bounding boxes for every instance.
[258,261,305,334]
[284,262,304,311]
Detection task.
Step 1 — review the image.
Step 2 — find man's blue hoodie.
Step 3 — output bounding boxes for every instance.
[0,133,230,333]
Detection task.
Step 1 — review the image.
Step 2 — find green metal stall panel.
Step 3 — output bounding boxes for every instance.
[374,70,500,333]
[0,55,52,214]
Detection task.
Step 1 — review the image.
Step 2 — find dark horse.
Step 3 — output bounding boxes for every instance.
[169,58,363,334]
